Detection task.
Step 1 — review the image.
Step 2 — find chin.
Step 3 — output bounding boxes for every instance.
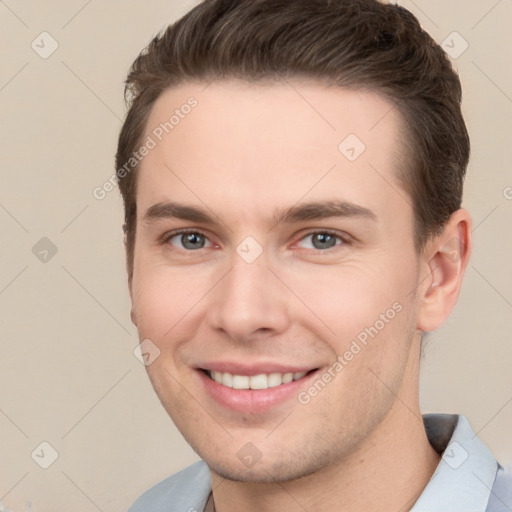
[201,449,331,484]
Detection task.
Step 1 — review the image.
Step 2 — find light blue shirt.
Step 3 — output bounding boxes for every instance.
[128,414,511,511]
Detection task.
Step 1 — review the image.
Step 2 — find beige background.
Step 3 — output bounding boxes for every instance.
[0,0,511,510]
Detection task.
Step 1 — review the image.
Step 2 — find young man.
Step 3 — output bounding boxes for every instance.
[116,0,511,510]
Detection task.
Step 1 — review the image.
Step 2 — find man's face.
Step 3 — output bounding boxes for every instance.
[129,80,425,482]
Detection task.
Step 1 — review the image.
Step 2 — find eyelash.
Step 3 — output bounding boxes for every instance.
[159,228,349,252]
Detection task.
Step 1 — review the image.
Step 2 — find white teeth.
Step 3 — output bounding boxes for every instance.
[249,374,268,389]
[232,375,249,390]
[208,370,309,389]
[267,373,283,388]
[222,372,233,388]
[282,372,293,384]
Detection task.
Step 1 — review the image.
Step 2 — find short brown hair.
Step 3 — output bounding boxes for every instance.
[116,0,470,281]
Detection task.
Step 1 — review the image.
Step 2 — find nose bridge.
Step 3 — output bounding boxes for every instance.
[208,250,289,340]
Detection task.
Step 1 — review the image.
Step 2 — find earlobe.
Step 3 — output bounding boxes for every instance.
[130,308,138,327]
[417,209,472,332]
[125,228,138,327]
[128,277,138,327]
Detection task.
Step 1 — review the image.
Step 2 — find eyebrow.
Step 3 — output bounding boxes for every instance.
[272,200,377,225]
[142,200,377,226]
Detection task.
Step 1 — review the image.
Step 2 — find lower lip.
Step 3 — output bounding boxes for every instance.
[197,370,318,414]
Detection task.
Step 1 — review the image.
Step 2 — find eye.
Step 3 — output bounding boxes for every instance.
[296,231,344,250]
[166,230,212,250]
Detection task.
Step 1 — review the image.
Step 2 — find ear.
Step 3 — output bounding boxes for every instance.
[416,209,472,333]
[124,228,138,327]
[128,276,138,327]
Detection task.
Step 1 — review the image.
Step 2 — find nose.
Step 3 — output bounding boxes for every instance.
[207,252,291,342]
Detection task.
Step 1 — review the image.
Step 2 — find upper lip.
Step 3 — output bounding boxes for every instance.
[197,362,319,376]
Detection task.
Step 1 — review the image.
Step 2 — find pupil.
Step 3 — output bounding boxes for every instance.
[313,233,336,249]
[182,233,204,249]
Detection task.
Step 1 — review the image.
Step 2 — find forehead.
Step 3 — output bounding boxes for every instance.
[137,79,410,227]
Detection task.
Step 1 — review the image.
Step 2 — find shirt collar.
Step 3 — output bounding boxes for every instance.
[204,414,498,512]
[411,413,498,512]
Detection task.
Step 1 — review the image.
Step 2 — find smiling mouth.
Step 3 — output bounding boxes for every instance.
[202,369,318,390]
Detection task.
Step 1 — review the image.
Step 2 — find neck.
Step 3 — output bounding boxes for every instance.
[210,347,441,512]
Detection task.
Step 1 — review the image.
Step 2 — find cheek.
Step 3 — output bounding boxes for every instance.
[131,260,208,339]
[284,258,415,347]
